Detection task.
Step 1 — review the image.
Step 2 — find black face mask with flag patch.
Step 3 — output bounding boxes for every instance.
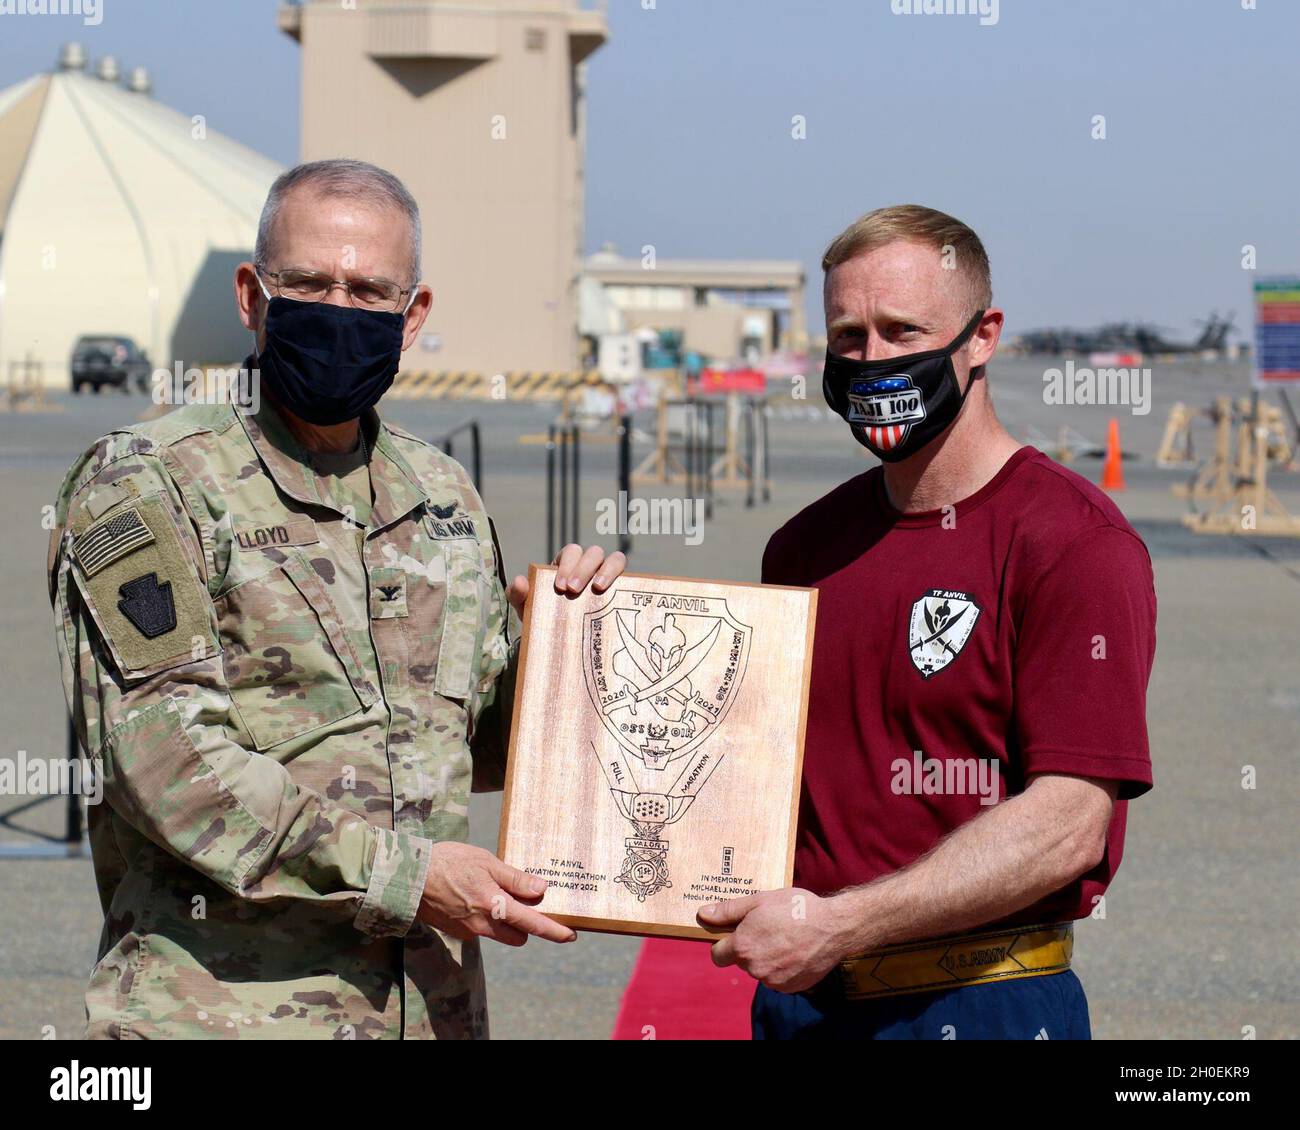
[822,310,985,462]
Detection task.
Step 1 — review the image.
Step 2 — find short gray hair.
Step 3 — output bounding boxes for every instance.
[254,158,422,285]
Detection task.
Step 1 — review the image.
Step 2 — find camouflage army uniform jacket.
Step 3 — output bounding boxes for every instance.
[48,395,517,1039]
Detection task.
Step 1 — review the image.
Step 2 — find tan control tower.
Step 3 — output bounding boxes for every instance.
[278,0,607,375]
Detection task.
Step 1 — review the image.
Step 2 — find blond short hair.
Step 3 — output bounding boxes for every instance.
[821,204,992,313]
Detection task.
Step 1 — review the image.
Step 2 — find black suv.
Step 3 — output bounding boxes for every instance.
[70,336,151,394]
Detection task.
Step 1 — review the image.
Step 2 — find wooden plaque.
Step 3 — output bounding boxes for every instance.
[498,566,817,940]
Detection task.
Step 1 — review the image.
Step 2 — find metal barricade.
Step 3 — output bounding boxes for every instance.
[617,414,632,556]
[546,423,580,561]
[745,395,771,507]
[435,418,483,494]
[682,398,715,520]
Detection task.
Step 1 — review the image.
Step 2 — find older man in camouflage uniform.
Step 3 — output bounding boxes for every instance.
[48,159,624,1039]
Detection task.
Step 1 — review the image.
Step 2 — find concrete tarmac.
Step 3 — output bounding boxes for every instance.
[1,355,1296,1039]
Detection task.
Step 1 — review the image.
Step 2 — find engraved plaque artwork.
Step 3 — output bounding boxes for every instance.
[498,566,818,939]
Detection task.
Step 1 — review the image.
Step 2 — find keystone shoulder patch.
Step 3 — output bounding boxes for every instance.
[117,572,178,639]
[70,492,217,678]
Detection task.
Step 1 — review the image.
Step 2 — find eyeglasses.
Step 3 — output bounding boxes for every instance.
[256,266,415,313]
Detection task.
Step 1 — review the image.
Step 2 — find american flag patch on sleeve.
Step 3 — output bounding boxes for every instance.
[75,507,155,577]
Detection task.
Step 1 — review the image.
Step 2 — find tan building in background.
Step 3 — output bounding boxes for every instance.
[583,248,807,361]
[279,0,607,376]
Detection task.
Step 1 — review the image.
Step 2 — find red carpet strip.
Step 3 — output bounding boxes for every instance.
[611,937,756,1040]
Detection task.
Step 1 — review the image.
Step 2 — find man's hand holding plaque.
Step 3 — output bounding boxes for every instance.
[699,887,845,993]
[418,841,576,945]
[506,543,629,615]
[418,542,626,948]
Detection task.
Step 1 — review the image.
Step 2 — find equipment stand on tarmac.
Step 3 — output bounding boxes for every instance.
[1183,394,1300,536]
[0,718,91,859]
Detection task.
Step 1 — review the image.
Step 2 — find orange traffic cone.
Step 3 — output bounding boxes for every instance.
[1101,417,1126,492]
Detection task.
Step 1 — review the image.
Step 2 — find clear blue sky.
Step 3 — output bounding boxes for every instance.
[4,0,1298,339]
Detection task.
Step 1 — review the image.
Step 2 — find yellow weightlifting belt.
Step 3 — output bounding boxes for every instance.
[836,922,1074,1001]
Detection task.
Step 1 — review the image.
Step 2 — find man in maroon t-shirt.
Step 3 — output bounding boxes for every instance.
[699,205,1156,1040]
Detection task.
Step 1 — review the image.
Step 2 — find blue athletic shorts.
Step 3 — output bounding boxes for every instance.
[752,970,1091,1040]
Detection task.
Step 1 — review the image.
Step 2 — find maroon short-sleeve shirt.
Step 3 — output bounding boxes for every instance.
[762,446,1156,925]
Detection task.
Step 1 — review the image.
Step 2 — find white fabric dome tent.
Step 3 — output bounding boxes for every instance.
[0,52,282,389]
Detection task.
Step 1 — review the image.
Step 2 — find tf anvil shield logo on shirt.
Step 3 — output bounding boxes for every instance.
[908,588,981,678]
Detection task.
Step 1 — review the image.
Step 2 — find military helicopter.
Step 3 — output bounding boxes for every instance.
[1127,312,1236,356]
[1010,312,1236,357]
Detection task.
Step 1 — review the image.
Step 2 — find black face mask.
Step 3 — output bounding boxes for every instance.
[255,290,406,426]
[822,310,985,462]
